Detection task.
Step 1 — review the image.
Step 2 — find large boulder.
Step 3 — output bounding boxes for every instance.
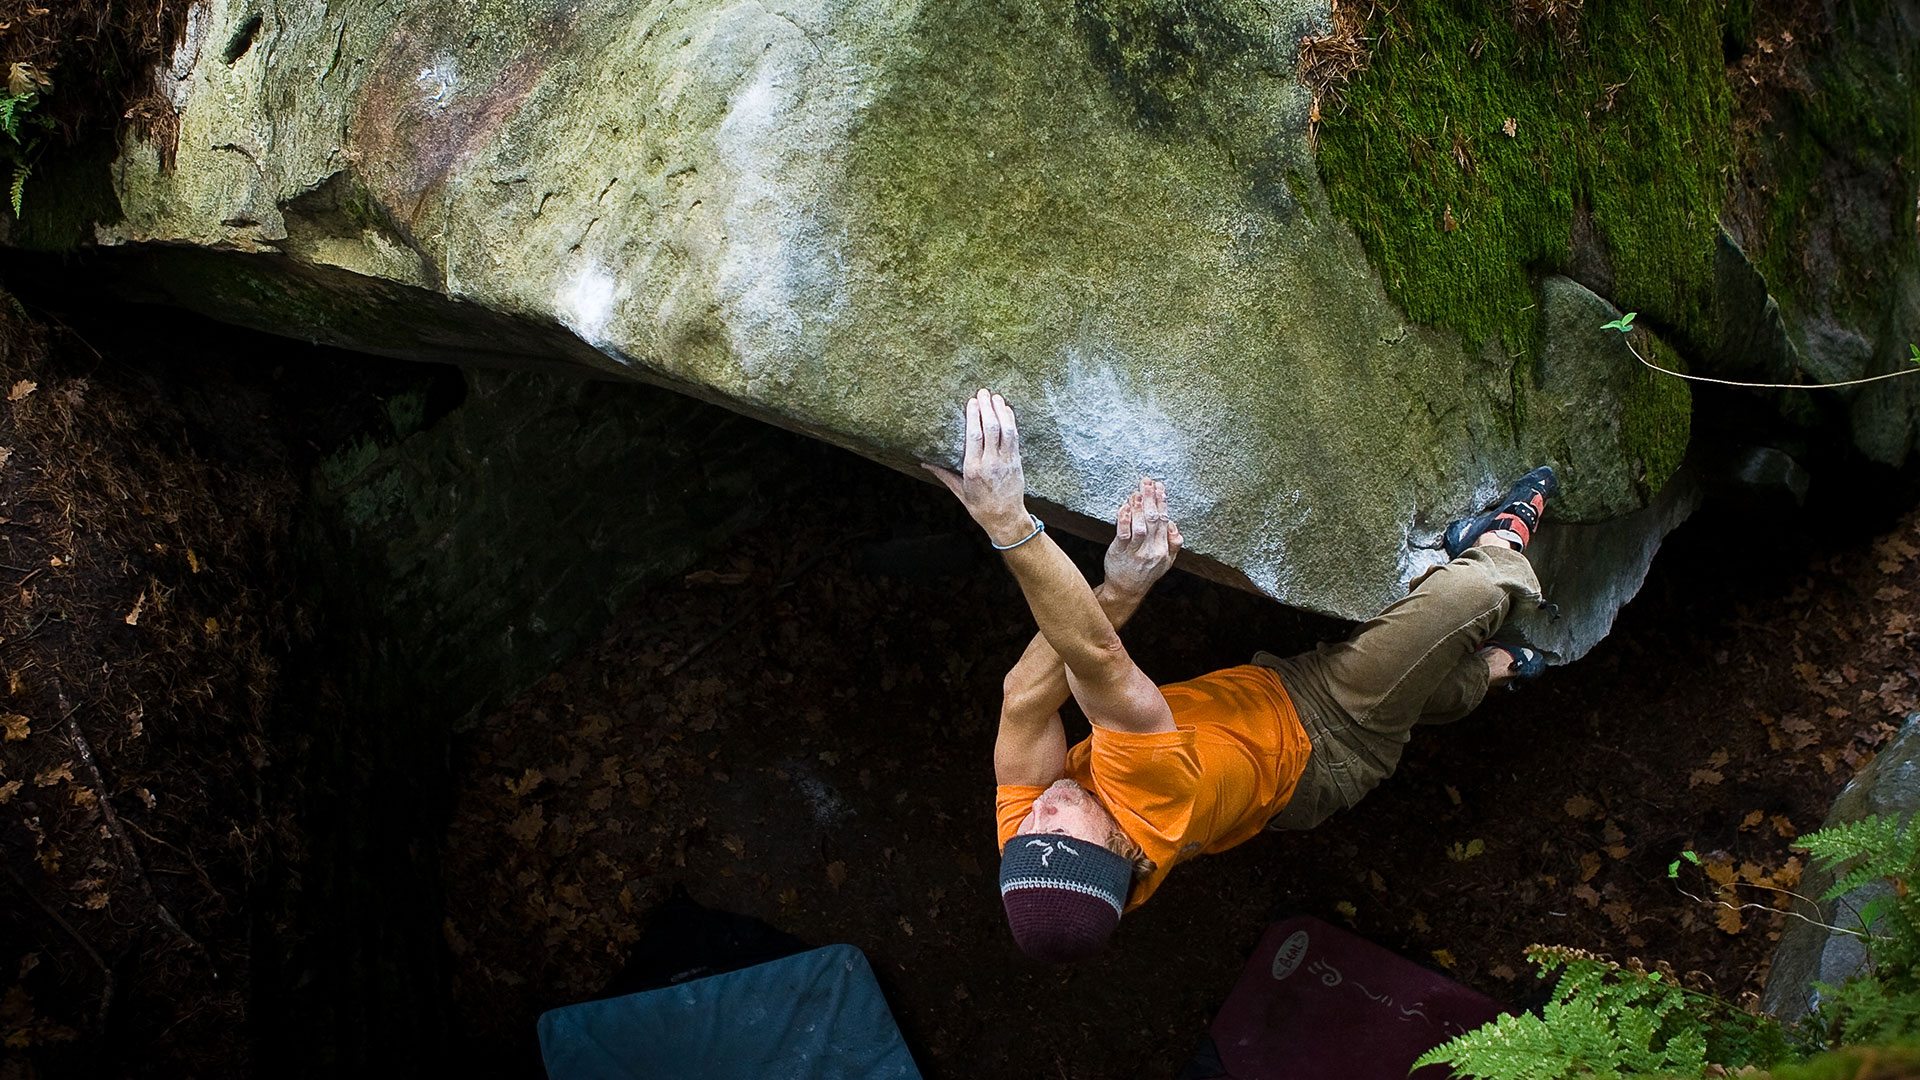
[29,0,1917,655]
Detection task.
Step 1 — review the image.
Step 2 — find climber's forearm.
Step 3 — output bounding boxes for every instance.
[994,533,1146,699]
[999,582,1145,727]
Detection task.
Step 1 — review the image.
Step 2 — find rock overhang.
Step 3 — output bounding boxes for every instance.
[76,0,1721,657]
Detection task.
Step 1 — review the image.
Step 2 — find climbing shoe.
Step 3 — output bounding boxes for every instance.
[1483,641,1546,687]
[1444,465,1558,557]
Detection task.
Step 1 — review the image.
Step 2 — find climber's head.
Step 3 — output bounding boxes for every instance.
[998,781,1144,963]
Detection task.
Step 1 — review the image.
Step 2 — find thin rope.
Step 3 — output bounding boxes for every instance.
[1622,336,1920,390]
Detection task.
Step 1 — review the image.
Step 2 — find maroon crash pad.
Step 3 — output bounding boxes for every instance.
[1207,916,1506,1079]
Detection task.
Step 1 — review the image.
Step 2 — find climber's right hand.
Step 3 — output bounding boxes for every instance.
[923,388,1033,547]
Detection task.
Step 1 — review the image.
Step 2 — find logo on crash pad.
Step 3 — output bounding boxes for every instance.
[1270,930,1311,981]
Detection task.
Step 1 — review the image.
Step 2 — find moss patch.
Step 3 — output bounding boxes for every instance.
[1619,334,1693,497]
[1746,0,1920,326]
[1314,1,1735,355]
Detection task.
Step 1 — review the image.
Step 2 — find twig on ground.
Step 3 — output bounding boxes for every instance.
[64,709,214,974]
[6,864,114,1032]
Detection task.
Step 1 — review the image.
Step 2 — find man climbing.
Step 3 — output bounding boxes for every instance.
[926,389,1555,963]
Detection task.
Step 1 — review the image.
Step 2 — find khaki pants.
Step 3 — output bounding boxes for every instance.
[1258,544,1543,831]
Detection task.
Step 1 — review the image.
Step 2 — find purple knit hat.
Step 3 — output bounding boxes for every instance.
[999,834,1132,963]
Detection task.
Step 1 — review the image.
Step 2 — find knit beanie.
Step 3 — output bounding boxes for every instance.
[999,834,1132,963]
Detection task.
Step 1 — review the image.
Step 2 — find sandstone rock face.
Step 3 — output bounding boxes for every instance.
[1762,713,1920,1024]
[63,0,1861,656]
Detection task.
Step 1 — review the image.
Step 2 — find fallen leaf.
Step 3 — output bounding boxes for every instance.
[123,591,146,626]
[0,779,19,803]
[7,380,35,402]
[1708,748,1730,768]
[32,763,70,787]
[2,713,28,741]
[1334,900,1358,921]
[1446,838,1486,862]
[1578,852,1602,882]
[1490,963,1518,981]
[721,833,745,857]
[69,787,96,809]
[825,860,847,890]
[1741,810,1766,830]
[505,806,545,845]
[0,447,12,469]
[1441,205,1459,232]
[1772,857,1803,889]
[1603,901,1634,930]
[1571,884,1601,907]
[1444,785,1461,806]
[1715,902,1744,935]
[1501,116,1517,137]
[1431,948,1457,969]
[505,768,543,798]
[1688,768,1724,787]
[81,892,108,911]
[1771,814,1796,839]
[897,915,914,937]
[1369,871,1387,893]
[1564,794,1599,819]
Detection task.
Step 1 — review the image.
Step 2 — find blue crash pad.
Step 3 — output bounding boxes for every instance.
[537,944,921,1080]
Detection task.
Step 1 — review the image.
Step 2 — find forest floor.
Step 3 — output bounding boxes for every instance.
[441,445,1920,1079]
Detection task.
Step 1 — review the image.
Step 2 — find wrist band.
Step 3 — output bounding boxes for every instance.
[991,514,1046,551]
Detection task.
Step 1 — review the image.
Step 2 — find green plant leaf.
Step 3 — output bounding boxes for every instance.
[1601,312,1638,333]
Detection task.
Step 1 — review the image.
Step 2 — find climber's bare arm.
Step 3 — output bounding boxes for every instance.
[993,481,1184,782]
[927,390,1176,737]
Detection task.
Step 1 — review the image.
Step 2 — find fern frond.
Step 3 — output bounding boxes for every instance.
[11,163,29,218]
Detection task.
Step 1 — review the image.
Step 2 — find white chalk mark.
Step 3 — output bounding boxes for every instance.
[415,56,456,111]
[556,265,620,351]
[1043,348,1215,517]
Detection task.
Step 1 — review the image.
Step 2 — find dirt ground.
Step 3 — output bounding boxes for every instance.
[441,445,1920,1079]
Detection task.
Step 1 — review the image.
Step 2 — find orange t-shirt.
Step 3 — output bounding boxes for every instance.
[995,664,1310,911]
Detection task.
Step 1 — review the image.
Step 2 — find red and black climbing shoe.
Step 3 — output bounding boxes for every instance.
[1483,641,1547,687]
[1444,465,1558,558]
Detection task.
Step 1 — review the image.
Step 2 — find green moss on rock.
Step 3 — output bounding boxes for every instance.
[1618,334,1692,497]
[1747,0,1920,325]
[1071,0,1259,130]
[1315,1,1735,354]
